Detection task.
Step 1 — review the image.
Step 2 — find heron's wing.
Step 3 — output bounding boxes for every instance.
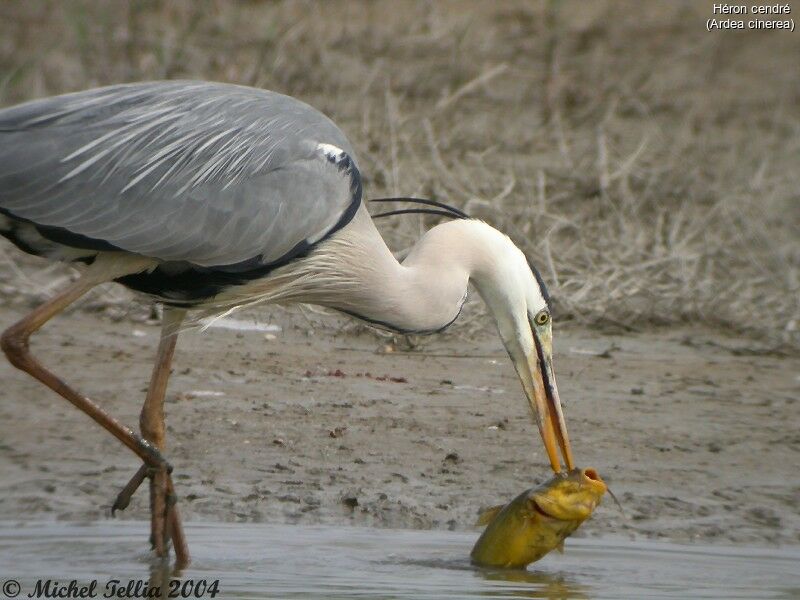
[0,81,361,267]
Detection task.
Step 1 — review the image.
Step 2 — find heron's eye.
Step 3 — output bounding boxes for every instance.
[534,310,550,326]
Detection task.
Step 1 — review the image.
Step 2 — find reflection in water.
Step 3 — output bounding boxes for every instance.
[476,568,589,600]
[146,561,172,600]
[395,558,588,599]
[0,522,798,599]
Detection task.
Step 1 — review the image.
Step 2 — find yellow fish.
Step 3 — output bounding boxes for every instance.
[470,468,606,569]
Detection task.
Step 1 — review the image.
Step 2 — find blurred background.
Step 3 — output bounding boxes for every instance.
[1,0,798,347]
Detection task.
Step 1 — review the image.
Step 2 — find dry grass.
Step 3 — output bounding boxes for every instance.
[0,0,797,347]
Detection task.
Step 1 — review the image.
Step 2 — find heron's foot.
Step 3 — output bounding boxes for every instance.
[111,463,190,568]
[110,440,173,516]
[112,464,149,515]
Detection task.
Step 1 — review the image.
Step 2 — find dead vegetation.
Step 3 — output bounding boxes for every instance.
[0,1,797,347]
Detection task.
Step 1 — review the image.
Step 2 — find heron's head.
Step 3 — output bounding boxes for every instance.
[465,221,574,473]
[371,199,574,472]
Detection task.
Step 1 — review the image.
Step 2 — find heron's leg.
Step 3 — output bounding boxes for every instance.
[0,276,171,472]
[164,476,189,569]
[141,308,186,562]
[111,307,189,566]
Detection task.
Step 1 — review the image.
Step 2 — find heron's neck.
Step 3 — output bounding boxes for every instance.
[317,206,473,333]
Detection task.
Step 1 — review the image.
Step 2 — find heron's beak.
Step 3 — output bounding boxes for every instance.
[510,328,575,473]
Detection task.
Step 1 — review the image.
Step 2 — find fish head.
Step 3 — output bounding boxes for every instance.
[529,468,607,522]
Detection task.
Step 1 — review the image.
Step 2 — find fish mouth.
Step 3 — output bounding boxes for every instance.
[576,467,608,494]
[531,468,607,521]
[583,468,601,483]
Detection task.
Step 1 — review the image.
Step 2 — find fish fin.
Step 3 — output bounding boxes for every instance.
[475,505,504,526]
[555,541,565,554]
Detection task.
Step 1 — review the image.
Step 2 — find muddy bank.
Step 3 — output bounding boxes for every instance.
[0,306,797,546]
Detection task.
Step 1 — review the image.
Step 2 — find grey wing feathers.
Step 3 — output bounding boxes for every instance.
[0,81,361,267]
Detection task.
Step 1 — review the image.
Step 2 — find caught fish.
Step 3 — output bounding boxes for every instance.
[471,468,606,569]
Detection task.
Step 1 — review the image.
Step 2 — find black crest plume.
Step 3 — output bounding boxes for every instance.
[369,197,470,220]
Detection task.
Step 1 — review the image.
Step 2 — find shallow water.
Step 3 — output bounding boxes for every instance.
[0,522,798,599]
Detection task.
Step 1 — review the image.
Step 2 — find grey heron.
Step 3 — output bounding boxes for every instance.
[0,81,574,566]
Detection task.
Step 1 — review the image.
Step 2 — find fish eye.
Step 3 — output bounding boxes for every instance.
[534,310,550,326]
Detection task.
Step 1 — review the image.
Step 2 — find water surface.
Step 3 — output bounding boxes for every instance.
[0,522,797,599]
